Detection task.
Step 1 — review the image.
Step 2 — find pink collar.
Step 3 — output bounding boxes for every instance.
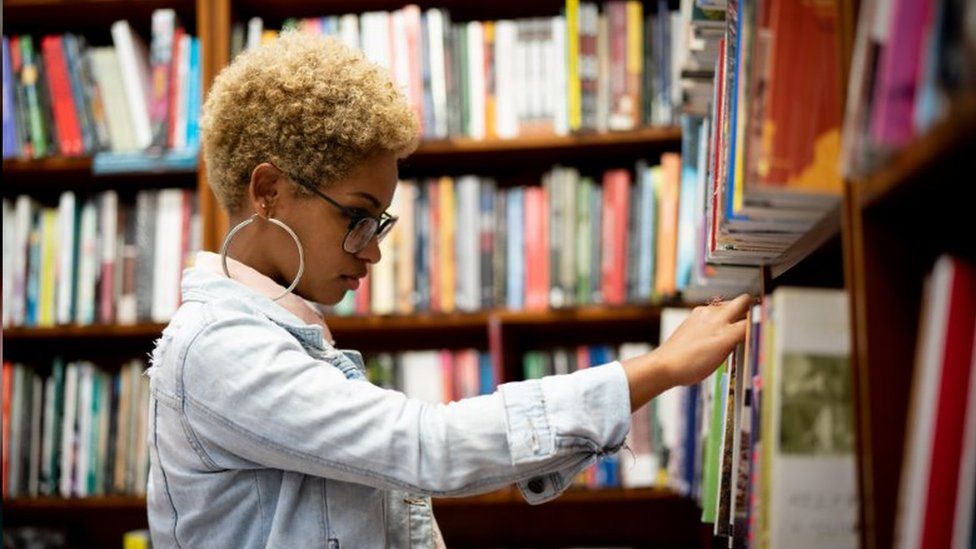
[193,252,335,345]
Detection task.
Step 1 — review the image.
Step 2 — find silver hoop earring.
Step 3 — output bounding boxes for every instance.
[220,213,305,301]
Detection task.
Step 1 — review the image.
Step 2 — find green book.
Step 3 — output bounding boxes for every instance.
[17,36,49,158]
[701,361,727,523]
[575,176,592,304]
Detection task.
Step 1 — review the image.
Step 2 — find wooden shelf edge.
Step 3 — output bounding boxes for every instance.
[412,127,682,157]
[855,93,976,210]
[3,496,147,511]
[768,203,842,280]
[3,323,167,340]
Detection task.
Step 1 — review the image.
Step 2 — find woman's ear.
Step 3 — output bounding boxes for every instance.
[248,163,283,217]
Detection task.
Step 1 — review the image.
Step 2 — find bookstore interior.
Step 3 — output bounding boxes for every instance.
[1,0,974,547]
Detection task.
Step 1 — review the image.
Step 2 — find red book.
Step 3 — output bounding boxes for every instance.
[402,6,424,131]
[656,153,681,296]
[167,26,185,148]
[601,169,630,304]
[40,35,83,156]
[440,350,455,403]
[524,186,549,310]
[922,259,976,549]
[2,362,12,497]
[709,39,726,255]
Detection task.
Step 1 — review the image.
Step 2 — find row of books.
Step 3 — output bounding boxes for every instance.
[2,359,151,499]
[631,292,858,548]
[895,255,976,549]
[238,1,682,139]
[2,189,202,328]
[671,0,848,297]
[328,156,697,316]
[842,0,976,177]
[2,9,202,168]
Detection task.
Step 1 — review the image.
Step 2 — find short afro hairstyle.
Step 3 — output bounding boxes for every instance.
[201,31,419,212]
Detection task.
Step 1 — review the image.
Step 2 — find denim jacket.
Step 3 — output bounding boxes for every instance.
[146,265,632,548]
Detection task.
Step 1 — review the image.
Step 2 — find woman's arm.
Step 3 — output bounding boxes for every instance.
[622,294,752,411]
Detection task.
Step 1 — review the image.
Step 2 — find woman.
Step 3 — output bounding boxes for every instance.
[146,32,749,548]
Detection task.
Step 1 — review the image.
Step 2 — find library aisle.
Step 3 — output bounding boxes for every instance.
[2,0,974,548]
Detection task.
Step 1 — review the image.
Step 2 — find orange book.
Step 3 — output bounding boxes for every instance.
[438,176,456,313]
[483,21,497,139]
[427,178,441,312]
[655,153,681,296]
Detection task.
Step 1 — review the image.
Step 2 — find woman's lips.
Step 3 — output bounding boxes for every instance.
[341,275,361,291]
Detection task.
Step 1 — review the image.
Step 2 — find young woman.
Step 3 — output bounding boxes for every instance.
[146,32,749,548]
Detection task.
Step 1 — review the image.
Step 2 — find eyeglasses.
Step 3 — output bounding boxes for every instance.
[292,179,398,254]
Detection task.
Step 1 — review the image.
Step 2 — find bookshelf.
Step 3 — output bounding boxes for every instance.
[845,93,976,549]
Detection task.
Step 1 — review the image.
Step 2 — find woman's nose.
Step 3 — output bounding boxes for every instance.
[355,236,382,264]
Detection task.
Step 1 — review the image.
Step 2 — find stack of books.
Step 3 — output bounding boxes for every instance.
[2,189,202,328]
[238,1,682,140]
[2,359,151,499]
[1,9,202,172]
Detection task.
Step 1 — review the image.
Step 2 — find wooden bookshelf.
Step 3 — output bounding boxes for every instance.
[845,95,976,549]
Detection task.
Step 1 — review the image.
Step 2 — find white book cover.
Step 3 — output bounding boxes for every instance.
[338,14,360,51]
[246,17,263,51]
[425,9,448,138]
[371,197,397,315]
[895,258,953,549]
[391,9,410,98]
[2,198,12,326]
[56,191,77,325]
[111,20,153,150]
[151,189,185,322]
[75,199,99,325]
[619,343,656,487]
[466,21,486,140]
[90,48,137,152]
[99,191,119,323]
[768,288,857,549]
[11,196,35,325]
[74,363,94,497]
[361,12,391,71]
[401,351,444,404]
[59,363,78,498]
[494,20,518,138]
[550,16,569,136]
[456,176,481,312]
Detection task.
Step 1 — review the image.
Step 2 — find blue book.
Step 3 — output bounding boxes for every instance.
[415,184,430,311]
[683,383,700,497]
[637,163,657,299]
[676,116,703,290]
[506,189,524,310]
[185,38,202,149]
[92,148,197,174]
[26,213,41,326]
[478,352,494,395]
[2,37,20,158]
[62,34,95,153]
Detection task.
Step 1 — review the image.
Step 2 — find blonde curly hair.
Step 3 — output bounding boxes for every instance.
[201,31,419,212]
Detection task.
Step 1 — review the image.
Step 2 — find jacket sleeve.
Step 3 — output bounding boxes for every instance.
[173,305,632,504]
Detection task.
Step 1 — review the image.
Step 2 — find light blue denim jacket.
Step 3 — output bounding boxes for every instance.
[146,266,632,548]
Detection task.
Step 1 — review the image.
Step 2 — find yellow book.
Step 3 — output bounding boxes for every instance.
[123,529,150,549]
[38,209,58,327]
[626,1,644,128]
[566,0,581,131]
[261,29,278,45]
[483,21,497,139]
[438,176,455,313]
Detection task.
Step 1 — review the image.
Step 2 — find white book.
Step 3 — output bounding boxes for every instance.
[151,189,185,322]
[391,9,410,97]
[466,21,486,140]
[513,22,528,131]
[90,47,137,152]
[494,20,518,138]
[111,20,153,150]
[2,198,12,326]
[550,16,568,136]
[11,197,35,325]
[56,191,77,325]
[401,351,444,404]
[75,363,94,497]
[659,308,691,489]
[619,343,656,488]
[768,288,857,549]
[338,14,360,50]
[425,9,448,138]
[895,257,956,549]
[455,176,480,311]
[98,191,119,324]
[246,17,263,51]
[361,12,391,71]
[75,199,99,325]
[60,363,79,497]
[371,201,397,316]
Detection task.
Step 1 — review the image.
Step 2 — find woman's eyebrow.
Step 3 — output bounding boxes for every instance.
[350,191,381,209]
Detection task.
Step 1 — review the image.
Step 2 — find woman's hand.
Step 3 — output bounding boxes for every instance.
[621,294,753,411]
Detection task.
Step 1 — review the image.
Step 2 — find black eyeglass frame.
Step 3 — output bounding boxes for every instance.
[290,178,398,254]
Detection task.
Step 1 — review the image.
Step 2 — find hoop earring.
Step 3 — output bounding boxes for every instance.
[219,213,305,301]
